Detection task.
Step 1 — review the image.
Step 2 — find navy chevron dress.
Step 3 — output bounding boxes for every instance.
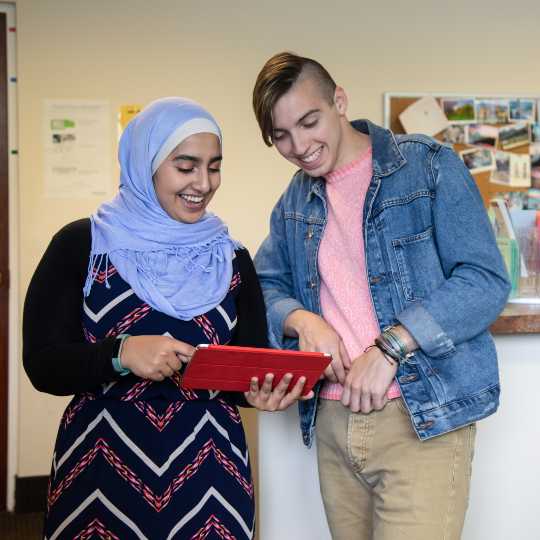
[44,255,255,540]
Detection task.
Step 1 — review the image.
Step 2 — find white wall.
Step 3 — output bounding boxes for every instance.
[463,335,540,539]
[13,0,540,500]
[258,336,540,539]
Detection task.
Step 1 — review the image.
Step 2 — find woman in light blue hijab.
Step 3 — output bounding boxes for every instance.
[86,97,236,322]
[24,97,308,540]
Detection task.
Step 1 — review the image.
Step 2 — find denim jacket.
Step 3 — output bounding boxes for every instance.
[254,119,511,447]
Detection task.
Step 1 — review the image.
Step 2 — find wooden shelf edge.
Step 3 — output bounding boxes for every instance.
[491,303,540,334]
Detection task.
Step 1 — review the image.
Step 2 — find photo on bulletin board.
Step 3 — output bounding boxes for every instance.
[476,99,509,124]
[531,144,540,189]
[440,97,475,123]
[460,147,495,174]
[466,124,498,148]
[499,123,530,151]
[491,151,512,185]
[509,99,536,123]
[442,124,466,144]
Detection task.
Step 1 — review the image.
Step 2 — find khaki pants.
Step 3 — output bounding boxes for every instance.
[316,399,476,540]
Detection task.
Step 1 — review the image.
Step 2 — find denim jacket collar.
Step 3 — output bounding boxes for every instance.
[307,119,407,201]
[352,119,407,177]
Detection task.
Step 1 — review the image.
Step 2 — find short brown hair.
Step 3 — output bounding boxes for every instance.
[252,52,337,146]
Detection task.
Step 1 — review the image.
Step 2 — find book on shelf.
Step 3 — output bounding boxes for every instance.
[496,237,520,296]
[488,198,516,239]
[489,198,520,295]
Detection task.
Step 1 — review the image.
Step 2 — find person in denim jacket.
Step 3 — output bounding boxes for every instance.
[252,52,510,540]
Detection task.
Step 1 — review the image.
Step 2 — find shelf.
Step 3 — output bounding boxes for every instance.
[491,302,540,334]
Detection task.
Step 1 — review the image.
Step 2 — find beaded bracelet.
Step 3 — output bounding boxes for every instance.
[365,344,397,367]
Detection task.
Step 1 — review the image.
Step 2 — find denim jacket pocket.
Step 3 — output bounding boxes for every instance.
[283,211,324,310]
[392,227,444,301]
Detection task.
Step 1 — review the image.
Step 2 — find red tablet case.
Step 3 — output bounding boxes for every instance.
[181,344,332,397]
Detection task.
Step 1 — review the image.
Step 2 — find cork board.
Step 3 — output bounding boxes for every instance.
[384,93,538,206]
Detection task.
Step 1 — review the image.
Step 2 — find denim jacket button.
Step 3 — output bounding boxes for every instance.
[370,275,382,284]
[417,420,434,430]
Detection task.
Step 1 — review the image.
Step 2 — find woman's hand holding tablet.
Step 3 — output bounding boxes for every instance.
[244,372,313,410]
[181,344,332,405]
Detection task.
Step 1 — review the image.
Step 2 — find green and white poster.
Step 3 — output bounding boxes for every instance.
[43,100,111,198]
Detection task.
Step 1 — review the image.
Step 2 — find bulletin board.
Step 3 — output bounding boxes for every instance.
[383,93,540,207]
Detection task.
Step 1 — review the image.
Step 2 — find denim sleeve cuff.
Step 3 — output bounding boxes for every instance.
[267,297,305,349]
[397,303,456,357]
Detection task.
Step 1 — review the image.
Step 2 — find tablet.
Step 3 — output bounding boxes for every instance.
[181,344,332,397]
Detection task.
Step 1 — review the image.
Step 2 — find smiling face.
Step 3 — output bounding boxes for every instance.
[270,76,349,177]
[153,132,222,223]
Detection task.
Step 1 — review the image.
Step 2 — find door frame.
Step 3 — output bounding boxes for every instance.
[0,9,7,513]
[0,2,18,512]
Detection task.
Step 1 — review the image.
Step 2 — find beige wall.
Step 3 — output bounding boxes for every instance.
[14,0,540,476]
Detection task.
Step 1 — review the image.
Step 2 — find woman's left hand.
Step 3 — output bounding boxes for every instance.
[244,373,314,411]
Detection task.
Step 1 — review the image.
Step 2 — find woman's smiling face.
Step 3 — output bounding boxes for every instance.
[153,132,222,223]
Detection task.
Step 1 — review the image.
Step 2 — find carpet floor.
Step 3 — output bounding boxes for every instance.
[0,512,44,539]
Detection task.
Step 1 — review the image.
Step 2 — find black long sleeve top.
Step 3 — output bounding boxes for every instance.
[23,218,268,397]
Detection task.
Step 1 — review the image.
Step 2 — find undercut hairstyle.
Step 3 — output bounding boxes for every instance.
[252,52,337,146]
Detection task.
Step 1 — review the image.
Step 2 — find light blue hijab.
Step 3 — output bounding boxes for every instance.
[84,97,239,320]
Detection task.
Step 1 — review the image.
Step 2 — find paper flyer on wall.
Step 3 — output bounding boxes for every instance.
[398,96,449,136]
[118,104,142,136]
[43,100,111,198]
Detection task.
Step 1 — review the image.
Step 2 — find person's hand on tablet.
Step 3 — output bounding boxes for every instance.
[284,310,350,384]
[121,335,194,381]
[244,372,314,411]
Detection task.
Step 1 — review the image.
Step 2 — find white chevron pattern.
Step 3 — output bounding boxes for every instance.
[166,486,254,540]
[46,487,253,540]
[101,381,116,394]
[45,489,149,540]
[83,288,134,323]
[52,409,249,477]
[215,305,238,331]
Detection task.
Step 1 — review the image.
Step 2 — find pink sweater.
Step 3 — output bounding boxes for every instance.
[318,147,400,401]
